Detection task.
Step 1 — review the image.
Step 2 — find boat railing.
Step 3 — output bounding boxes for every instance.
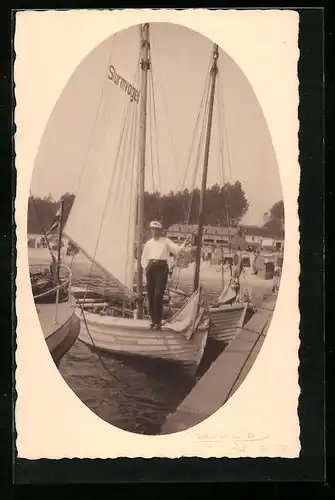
[32,264,72,300]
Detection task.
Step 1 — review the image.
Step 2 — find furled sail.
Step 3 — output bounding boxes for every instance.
[63,30,142,293]
[164,288,206,340]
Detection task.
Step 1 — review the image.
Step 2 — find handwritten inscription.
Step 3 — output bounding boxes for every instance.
[108,65,140,104]
[195,431,269,443]
[190,431,289,457]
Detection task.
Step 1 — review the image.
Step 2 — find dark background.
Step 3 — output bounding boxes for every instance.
[0,3,329,490]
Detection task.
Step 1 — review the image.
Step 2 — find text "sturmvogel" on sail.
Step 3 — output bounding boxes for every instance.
[108,65,140,103]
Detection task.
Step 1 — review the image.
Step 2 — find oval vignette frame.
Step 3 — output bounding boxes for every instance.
[28,21,285,436]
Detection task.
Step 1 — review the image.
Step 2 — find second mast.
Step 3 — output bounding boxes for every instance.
[193,44,219,292]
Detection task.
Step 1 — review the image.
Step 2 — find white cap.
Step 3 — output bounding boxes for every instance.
[150,220,162,229]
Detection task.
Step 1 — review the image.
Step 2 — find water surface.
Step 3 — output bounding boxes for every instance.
[29,248,272,434]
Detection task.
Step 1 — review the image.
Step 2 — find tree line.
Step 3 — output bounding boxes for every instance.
[262,200,285,238]
[27,183,284,239]
[27,182,250,234]
[28,192,75,235]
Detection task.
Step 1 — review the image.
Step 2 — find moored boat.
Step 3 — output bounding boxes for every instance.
[207,256,252,343]
[29,200,80,366]
[37,297,80,368]
[31,263,80,367]
[76,288,209,372]
[209,301,248,344]
[61,23,211,372]
[30,262,69,304]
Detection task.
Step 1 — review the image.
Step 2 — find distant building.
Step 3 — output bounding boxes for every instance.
[165,223,284,252]
[240,224,284,252]
[166,224,239,249]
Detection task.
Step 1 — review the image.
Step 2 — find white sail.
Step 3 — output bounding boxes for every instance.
[63,29,142,292]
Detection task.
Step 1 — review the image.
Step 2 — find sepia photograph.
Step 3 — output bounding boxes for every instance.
[26,21,285,436]
[15,10,301,460]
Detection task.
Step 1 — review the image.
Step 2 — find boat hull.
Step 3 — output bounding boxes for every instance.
[36,298,81,367]
[30,262,80,365]
[209,302,248,344]
[45,309,80,367]
[75,308,209,371]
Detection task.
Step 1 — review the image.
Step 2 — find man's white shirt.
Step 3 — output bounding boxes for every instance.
[141,237,185,269]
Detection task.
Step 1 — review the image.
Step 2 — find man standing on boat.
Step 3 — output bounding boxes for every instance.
[141,221,192,330]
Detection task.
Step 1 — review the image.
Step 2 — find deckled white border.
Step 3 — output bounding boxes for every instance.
[15,9,300,459]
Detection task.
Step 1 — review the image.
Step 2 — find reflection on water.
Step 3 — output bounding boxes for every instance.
[59,337,216,435]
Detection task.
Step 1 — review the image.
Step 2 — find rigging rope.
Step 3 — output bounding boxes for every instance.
[119,74,140,289]
[170,51,241,292]
[82,108,138,302]
[172,70,212,289]
[115,92,137,201]
[149,31,180,185]
[80,43,142,306]
[44,36,118,279]
[216,72,235,260]
[77,300,131,388]
[75,45,144,386]
[148,70,156,193]
[66,35,238,384]
[32,264,72,299]
[34,36,119,284]
[148,63,162,199]
[216,79,225,187]
[184,81,211,225]
[179,72,211,193]
[70,36,116,209]
[217,72,233,183]
[214,83,231,284]
[216,75,231,226]
[78,298,179,397]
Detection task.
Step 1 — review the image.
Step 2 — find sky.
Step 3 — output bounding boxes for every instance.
[30,22,283,226]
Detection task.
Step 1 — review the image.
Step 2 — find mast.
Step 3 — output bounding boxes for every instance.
[193,44,219,291]
[53,198,65,325]
[136,23,150,318]
[56,199,65,283]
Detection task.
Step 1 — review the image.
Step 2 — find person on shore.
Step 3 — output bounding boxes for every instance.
[272,255,282,292]
[141,221,192,330]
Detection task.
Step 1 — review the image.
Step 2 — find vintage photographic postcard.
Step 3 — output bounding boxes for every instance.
[14,9,300,459]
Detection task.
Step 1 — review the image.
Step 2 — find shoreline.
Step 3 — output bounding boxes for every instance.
[28,247,274,304]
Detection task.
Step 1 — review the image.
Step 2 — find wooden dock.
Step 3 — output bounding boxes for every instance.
[160,293,277,434]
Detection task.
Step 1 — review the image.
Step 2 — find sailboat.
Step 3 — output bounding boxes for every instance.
[29,199,80,367]
[165,43,250,345]
[208,260,249,344]
[62,24,210,373]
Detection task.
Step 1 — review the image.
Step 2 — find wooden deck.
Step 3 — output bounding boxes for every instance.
[160,293,277,434]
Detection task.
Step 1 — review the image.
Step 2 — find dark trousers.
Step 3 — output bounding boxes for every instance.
[146,260,169,325]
